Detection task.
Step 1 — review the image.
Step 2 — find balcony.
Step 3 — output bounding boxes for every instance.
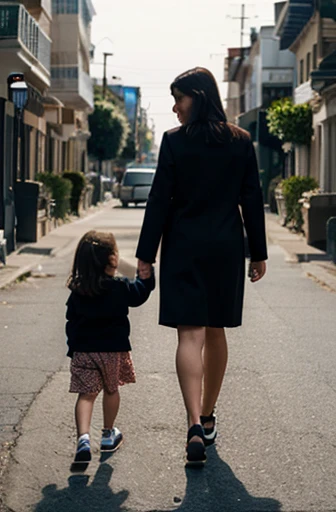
[49,66,93,110]
[0,3,51,90]
[294,81,315,104]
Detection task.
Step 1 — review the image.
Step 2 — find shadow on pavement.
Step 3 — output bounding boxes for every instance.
[33,464,129,512]
[152,446,282,512]
[33,448,282,512]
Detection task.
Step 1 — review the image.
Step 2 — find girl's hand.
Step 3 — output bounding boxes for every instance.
[249,261,266,282]
[138,259,152,280]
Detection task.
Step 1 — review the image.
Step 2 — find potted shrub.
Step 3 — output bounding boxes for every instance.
[281,176,319,232]
[36,172,73,221]
[63,170,87,215]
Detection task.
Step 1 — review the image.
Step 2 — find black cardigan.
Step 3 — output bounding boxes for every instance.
[65,274,155,357]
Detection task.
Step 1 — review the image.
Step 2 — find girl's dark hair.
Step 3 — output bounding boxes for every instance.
[67,230,117,296]
[170,67,243,143]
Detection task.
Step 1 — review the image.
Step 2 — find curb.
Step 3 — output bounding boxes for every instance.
[267,225,336,292]
[0,200,116,290]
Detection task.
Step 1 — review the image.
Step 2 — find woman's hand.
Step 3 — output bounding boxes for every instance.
[138,259,152,280]
[249,261,266,283]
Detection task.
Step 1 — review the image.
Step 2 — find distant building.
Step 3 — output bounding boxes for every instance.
[108,84,141,159]
[224,2,296,199]
[49,0,95,174]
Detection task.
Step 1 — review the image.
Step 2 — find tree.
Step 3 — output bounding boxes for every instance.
[266,98,314,177]
[266,98,313,146]
[88,89,130,172]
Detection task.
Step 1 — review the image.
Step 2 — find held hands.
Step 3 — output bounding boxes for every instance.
[137,259,153,280]
[248,261,266,283]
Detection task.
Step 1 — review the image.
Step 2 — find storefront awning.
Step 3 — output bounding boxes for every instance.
[311,50,336,93]
[275,0,315,50]
[320,0,336,21]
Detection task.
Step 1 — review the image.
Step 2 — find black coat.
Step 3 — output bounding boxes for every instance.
[136,126,267,328]
[66,274,155,357]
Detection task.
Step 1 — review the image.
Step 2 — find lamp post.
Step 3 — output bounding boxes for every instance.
[102,52,113,99]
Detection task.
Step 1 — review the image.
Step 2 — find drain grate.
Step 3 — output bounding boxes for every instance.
[18,247,53,256]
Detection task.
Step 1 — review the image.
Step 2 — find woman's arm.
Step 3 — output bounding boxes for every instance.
[136,132,175,263]
[240,139,268,263]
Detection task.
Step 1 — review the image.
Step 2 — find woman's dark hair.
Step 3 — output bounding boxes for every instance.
[67,230,117,296]
[171,67,243,143]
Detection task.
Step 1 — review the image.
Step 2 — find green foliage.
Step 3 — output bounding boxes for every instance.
[88,87,131,163]
[138,125,154,155]
[266,98,313,146]
[121,133,136,160]
[62,170,86,215]
[36,172,72,220]
[281,176,319,231]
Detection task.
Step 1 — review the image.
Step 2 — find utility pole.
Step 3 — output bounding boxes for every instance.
[230,4,250,57]
[102,52,113,99]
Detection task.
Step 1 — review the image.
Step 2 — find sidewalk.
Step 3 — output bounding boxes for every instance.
[0,199,129,289]
[1,206,336,292]
[265,211,336,292]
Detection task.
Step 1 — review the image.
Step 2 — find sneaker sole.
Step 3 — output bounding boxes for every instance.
[73,452,91,463]
[100,438,123,453]
[185,457,206,468]
[204,431,217,446]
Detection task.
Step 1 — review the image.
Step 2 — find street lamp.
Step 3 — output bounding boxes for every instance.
[102,52,113,99]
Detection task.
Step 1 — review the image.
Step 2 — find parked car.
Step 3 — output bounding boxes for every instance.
[119,168,155,207]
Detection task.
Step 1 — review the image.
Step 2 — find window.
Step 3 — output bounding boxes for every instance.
[313,44,318,70]
[299,59,304,84]
[262,86,293,108]
[51,66,78,79]
[80,0,92,26]
[306,53,311,81]
[52,0,78,14]
[122,172,155,186]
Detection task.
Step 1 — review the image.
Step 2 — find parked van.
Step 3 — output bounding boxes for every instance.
[119,168,155,207]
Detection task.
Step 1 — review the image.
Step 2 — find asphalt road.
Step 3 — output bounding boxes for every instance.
[1,203,336,512]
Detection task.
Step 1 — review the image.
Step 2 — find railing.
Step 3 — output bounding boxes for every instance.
[79,70,93,108]
[0,3,51,74]
[50,66,93,109]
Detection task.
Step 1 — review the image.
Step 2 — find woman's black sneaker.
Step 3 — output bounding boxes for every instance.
[200,411,217,446]
[185,424,206,467]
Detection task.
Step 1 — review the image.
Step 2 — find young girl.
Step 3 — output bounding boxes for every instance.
[66,230,154,463]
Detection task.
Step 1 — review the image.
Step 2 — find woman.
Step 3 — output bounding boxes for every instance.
[136,67,267,467]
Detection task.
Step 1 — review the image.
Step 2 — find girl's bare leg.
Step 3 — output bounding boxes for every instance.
[75,393,98,437]
[176,326,206,441]
[103,390,120,429]
[202,327,228,426]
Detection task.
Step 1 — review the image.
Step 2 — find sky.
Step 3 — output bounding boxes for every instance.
[90,0,279,147]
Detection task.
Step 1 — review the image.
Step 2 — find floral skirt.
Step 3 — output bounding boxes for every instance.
[70,352,136,394]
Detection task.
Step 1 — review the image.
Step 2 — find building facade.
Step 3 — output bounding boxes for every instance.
[0,0,95,254]
[275,0,336,192]
[48,0,94,175]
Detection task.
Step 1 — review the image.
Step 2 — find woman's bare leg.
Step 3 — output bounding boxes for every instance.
[176,326,206,441]
[75,393,98,437]
[202,327,228,425]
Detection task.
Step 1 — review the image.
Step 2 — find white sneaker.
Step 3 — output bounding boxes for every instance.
[100,427,123,452]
